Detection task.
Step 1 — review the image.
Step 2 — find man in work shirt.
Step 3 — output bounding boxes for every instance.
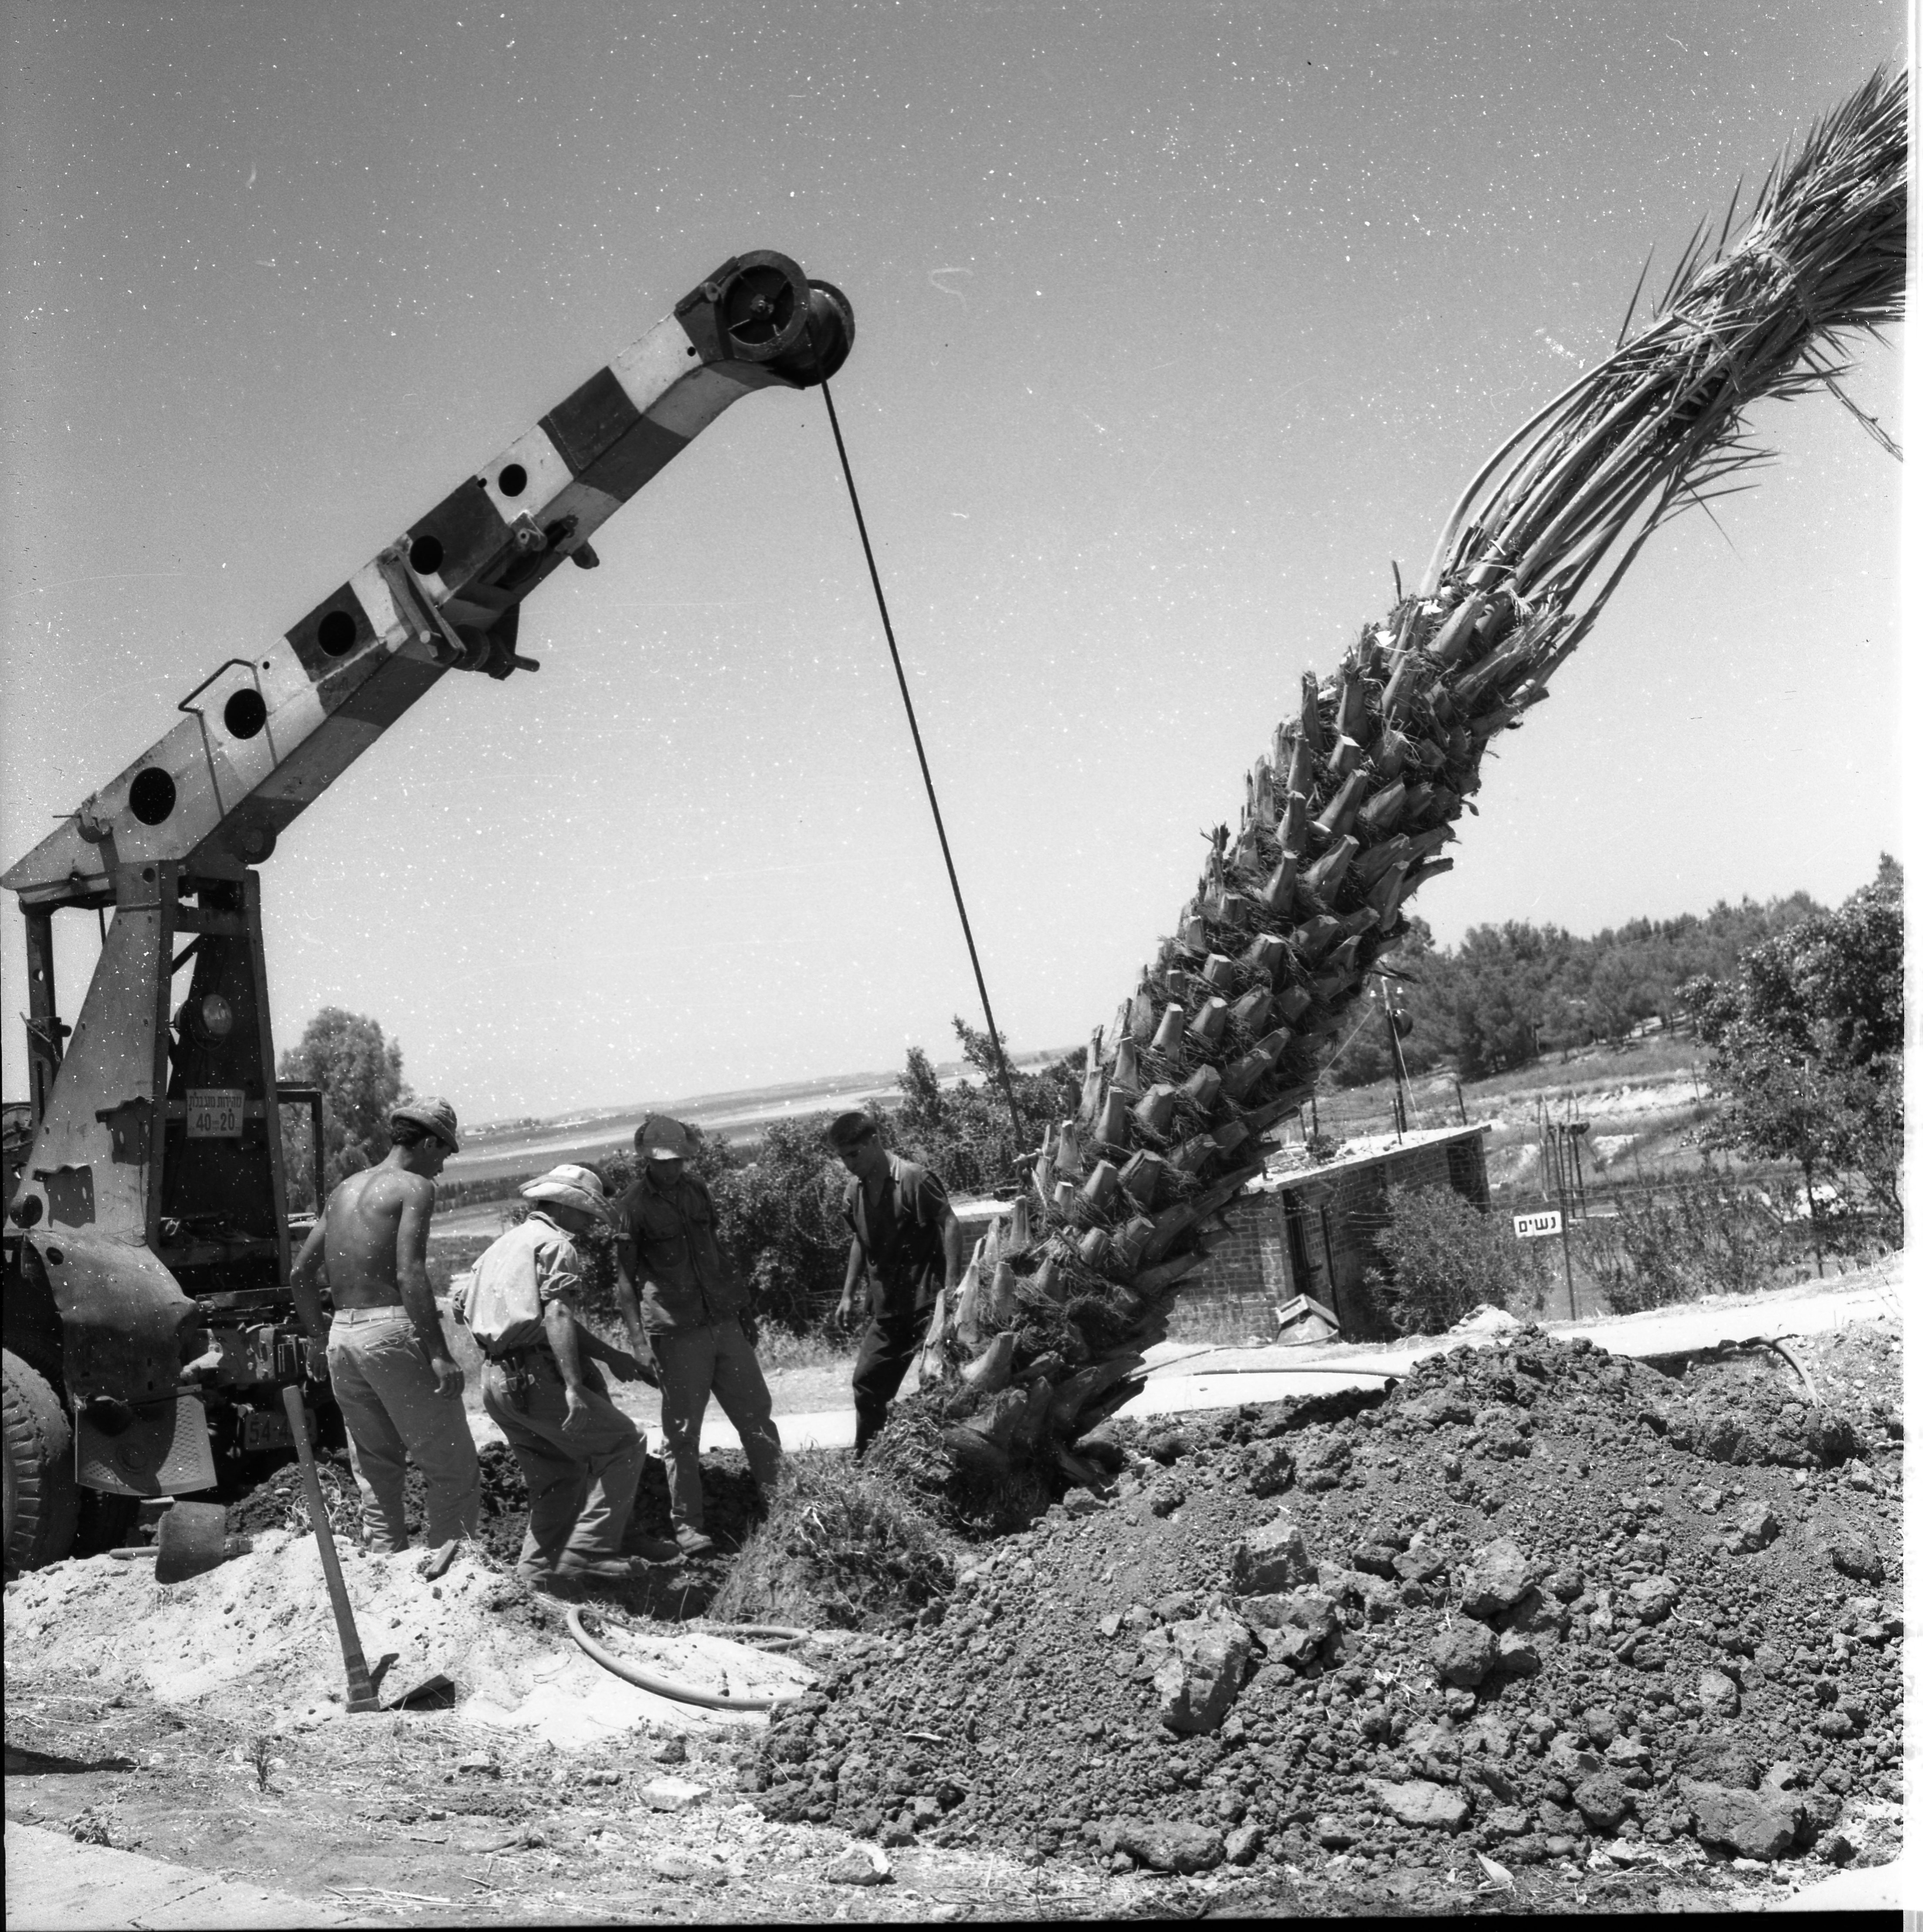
[828,1111,965,1458]
[289,1097,479,1577]
[612,1117,783,1557]
[459,1163,678,1585]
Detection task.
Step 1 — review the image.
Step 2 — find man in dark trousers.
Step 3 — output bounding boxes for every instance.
[828,1111,964,1458]
[612,1117,783,1557]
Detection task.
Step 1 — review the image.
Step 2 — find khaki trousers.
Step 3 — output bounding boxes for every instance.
[481,1354,643,1581]
[327,1307,481,1552]
[652,1320,783,1531]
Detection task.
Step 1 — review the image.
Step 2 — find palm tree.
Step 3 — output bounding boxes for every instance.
[881,68,1906,1504]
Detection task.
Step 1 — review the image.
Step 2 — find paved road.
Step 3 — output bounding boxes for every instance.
[3,1820,366,1929]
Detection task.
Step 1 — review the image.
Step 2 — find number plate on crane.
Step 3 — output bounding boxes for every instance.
[185,1088,247,1137]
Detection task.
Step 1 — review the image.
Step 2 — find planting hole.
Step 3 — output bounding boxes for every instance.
[409,533,444,575]
[497,463,527,497]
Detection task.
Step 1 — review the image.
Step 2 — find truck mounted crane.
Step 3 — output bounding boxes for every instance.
[1,251,854,1575]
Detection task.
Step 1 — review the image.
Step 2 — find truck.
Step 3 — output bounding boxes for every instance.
[1,251,854,1574]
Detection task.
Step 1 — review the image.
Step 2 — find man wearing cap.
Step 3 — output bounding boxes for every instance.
[828,1111,966,1458]
[289,1097,480,1576]
[458,1164,676,1585]
[612,1117,782,1557]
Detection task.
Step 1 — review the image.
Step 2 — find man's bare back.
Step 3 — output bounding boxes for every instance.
[322,1164,436,1307]
[288,1132,458,1394]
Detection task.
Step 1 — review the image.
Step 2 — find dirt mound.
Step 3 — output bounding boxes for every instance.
[222,1443,533,1566]
[741,1323,1902,1897]
[3,1530,530,1725]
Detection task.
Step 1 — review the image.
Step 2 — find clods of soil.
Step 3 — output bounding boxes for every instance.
[743,1316,1903,1913]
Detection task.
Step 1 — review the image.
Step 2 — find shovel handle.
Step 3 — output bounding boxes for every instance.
[281,1384,380,1714]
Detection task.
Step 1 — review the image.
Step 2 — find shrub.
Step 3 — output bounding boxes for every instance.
[1366,1182,1558,1335]
[894,1020,1084,1199]
[1574,1171,1800,1313]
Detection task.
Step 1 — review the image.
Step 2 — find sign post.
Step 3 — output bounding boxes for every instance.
[1515,1202,1576,1320]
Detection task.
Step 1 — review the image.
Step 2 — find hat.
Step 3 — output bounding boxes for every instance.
[825,1110,878,1150]
[522,1162,609,1221]
[391,1096,461,1151]
[634,1115,692,1162]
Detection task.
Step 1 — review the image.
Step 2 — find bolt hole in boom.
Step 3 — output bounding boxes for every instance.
[316,609,357,656]
[128,768,177,825]
[408,533,444,575]
[496,462,527,496]
[222,689,268,739]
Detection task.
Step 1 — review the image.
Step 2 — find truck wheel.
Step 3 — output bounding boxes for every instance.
[3,1349,79,1577]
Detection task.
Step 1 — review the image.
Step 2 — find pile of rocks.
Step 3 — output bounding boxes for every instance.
[740,1327,1900,1889]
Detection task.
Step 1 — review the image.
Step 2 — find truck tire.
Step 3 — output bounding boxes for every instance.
[3,1349,79,1577]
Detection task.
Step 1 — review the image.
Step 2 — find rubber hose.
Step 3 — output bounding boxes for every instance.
[690,1620,814,1647]
[1762,1337,1819,1403]
[566,1608,806,1711]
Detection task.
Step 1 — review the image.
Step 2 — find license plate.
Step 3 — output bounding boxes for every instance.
[242,1408,292,1451]
[185,1089,247,1138]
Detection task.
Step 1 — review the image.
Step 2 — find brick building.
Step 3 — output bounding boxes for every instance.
[1187,1124,1493,1341]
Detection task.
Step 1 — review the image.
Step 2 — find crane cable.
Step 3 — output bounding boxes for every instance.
[814,370,1026,1152]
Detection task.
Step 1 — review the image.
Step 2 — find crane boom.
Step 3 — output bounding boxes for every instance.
[4,250,852,906]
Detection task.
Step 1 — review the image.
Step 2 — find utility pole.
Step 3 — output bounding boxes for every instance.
[1379,978,1411,1143]
[1552,1124,1577,1320]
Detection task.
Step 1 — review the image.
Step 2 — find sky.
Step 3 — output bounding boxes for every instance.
[1,0,1907,1124]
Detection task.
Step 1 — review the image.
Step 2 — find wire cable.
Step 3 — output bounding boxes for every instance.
[816,373,1026,1151]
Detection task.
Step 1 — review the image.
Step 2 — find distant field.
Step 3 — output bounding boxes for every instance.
[438,1048,1076,1192]
[1304,1031,1730,1195]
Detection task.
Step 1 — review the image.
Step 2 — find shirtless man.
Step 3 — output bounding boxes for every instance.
[288,1097,480,1575]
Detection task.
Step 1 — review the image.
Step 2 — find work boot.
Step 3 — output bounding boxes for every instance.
[675,1525,717,1558]
[624,1533,681,1563]
[555,1554,673,1584]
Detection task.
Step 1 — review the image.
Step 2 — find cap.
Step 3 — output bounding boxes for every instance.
[521,1162,610,1222]
[634,1115,692,1162]
[391,1096,461,1151]
[825,1110,878,1150]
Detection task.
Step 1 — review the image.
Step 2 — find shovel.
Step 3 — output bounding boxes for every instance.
[153,1501,237,1583]
[281,1384,380,1714]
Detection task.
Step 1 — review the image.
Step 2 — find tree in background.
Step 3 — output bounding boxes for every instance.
[1326,890,1833,1087]
[894,1019,1084,1199]
[1682,857,1903,1236]
[278,1008,406,1211]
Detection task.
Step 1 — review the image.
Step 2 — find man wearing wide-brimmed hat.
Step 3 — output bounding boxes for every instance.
[612,1116,782,1558]
[290,1097,480,1576]
[459,1163,677,1585]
